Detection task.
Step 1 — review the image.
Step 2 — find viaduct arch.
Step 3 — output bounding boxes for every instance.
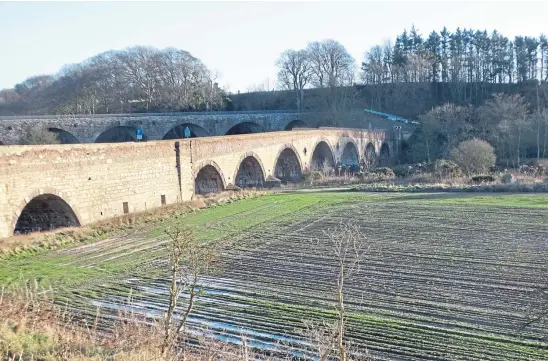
[11,188,81,235]
[163,123,209,139]
[225,122,265,136]
[379,142,391,167]
[95,126,139,143]
[284,120,308,130]
[194,161,226,195]
[310,138,335,171]
[273,144,303,183]
[340,139,359,166]
[233,152,266,189]
[48,128,80,144]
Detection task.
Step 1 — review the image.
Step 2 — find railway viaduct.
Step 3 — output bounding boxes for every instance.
[0,128,389,238]
[0,110,384,145]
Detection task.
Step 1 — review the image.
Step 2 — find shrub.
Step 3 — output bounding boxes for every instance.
[471,175,496,184]
[501,173,515,184]
[450,139,496,175]
[434,159,462,178]
[302,171,323,184]
[392,165,413,177]
[374,167,395,177]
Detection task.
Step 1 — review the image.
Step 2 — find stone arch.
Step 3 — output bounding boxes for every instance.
[274,144,303,183]
[233,152,266,188]
[340,139,359,166]
[284,120,307,131]
[163,123,209,139]
[48,127,80,144]
[194,161,226,195]
[379,142,391,167]
[363,142,378,170]
[95,126,140,143]
[13,191,80,235]
[311,138,335,171]
[225,122,265,135]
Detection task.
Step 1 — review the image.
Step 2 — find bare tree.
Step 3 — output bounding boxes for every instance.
[161,223,218,356]
[318,221,368,361]
[479,93,530,165]
[307,40,356,114]
[300,320,339,361]
[276,49,313,112]
[361,45,386,84]
[307,40,355,89]
[419,103,474,158]
[532,108,548,160]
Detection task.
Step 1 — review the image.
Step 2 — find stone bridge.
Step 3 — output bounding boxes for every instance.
[0,128,391,238]
[0,110,380,145]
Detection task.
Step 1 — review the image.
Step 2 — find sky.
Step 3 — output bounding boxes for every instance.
[1,1,548,93]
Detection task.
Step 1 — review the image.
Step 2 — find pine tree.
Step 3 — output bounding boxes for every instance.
[540,34,547,82]
[425,31,441,83]
[440,27,450,82]
[515,36,528,82]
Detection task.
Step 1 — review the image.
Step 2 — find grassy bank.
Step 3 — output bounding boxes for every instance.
[0,190,270,261]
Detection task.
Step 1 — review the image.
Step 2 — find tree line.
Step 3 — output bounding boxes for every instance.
[358,26,548,112]
[362,25,548,86]
[0,46,226,116]
[247,26,548,117]
[2,26,547,119]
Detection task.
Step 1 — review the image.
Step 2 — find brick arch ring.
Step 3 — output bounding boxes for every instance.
[310,137,336,163]
[364,141,378,157]
[339,137,360,159]
[193,160,227,190]
[232,151,267,183]
[11,187,83,235]
[379,141,392,156]
[273,143,303,174]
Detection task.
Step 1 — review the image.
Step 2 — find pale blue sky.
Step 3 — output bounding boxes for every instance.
[1,1,547,93]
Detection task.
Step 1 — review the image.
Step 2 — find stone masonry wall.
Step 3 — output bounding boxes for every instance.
[0,128,387,238]
[0,141,189,238]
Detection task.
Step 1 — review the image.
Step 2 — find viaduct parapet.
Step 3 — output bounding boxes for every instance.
[0,128,390,238]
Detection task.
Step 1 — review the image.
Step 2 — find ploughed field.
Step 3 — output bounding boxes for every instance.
[2,192,548,360]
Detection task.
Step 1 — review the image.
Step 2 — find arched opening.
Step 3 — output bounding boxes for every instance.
[0,140,4,145]
[363,143,377,170]
[341,141,359,166]
[284,120,307,131]
[95,126,139,143]
[379,142,391,167]
[311,141,335,171]
[225,122,265,135]
[48,128,80,144]
[14,194,80,234]
[235,156,265,188]
[163,123,209,139]
[274,148,302,183]
[195,165,224,195]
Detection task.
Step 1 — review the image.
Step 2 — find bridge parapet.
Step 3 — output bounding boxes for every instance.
[0,110,394,145]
